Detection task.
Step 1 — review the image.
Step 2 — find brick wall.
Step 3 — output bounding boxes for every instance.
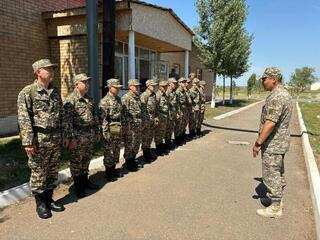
[0,0,85,118]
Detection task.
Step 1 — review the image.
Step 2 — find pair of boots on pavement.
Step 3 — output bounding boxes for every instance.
[105,165,121,182]
[257,197,283,218]
[73,173,100,199]
[34,189,65,219]
[189,129,202,139]
[143,148,157,163]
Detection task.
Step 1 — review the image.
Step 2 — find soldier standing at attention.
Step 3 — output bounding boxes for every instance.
[252,67,292,218]
[198,80,207,136]
[140,79,159,162]
[122,79,142,171]
[155,80,170,155]
[99,79,124,181]
[17,59,65,219]
[186,76,193,139]
[165,78,179,150]
[189,78,201,138]
[175,77,188,145]
[62,73,100,198]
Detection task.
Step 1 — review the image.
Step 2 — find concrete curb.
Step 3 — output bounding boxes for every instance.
[296,102,320,240]
[213,100,264,120]
[0,100,264,209]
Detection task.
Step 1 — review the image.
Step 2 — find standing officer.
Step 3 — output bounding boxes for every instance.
[189,78,201,138]
[186,77,193,139]
[155,80,169,155]
[17,59,65,219]
[99,79,124,181]
[198,80,207,135]
[175,77,188,145]
[62,73,100,198]
[122,79,142,171]
[252,67,292,218]
[165,78,179,149]
[140,79,159,162]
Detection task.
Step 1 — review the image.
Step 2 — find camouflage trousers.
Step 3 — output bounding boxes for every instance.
[27,136,61,194]
[155,117,168,145]
[123,122,142,159]
[178,110,189,136]
[70,134,94,177]
[141,120,156,150]
[262,151,286,203]
[165,115,178,142]
[189,110,200,132]
[103,134,122,167]
[197,110,205,131]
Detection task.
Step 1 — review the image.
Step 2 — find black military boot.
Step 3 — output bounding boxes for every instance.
[143,148,153,163]
[155,144,164,156]
[46,189,65,212]
[189,130,196,139]
[125,157,139,171]
[196,128,202,136]
[73,176,86,198]
[165,140,175,150]
[83,173,100,190]
[105,165,119,182]
[34,192,52,219]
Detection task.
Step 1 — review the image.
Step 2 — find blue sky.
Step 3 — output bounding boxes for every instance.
[147,0,320,86]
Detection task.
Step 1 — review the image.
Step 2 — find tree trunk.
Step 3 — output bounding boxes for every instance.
[230,76,233,105]
[210,71,217,108]
[222,75,226,105]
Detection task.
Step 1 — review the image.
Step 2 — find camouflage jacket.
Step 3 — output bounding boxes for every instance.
[259,85,293,154]
[62,90,99,140]
[199,87,206,112]
[99,92,124,136]
[189,85,201,111]
[185,88,193,112]
[140,89,158,122]
[122,91,142,126]
[156,90,169,119]
[166,88,179,120]
[17,81,63,146]
[176,86,189,114]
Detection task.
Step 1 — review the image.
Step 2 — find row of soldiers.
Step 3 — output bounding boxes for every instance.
[17,59,207,219]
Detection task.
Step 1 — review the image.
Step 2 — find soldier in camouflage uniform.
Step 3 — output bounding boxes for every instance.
[165,78,179,149]
[122,79,142,171]
[197,80,207,135]
[17,59,65,219]
[99,79,124,181]
[186,76,193,139]
[175,77,188,145]
[155,80,170,155]
[188,78,201,138]
[140,79,159,162]
[62,73,100,198]
[252,67,292,218]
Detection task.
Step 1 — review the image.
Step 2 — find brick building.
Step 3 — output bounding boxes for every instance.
[0,0,214,136]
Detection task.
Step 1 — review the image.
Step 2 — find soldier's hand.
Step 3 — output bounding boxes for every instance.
[252,142,261,158]
[25,145,37,156]
[68,140,77,150]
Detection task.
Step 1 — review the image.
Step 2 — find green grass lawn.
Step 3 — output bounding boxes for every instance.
[204,99,259,119]
[300,102,320,165]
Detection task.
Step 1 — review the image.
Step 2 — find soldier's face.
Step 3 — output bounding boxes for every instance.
[77,81,89,95]
[148,85,154,92]
[262,77,276,91]
[110,86,120,95]
[130,85,139,94]
[37,67,54,82]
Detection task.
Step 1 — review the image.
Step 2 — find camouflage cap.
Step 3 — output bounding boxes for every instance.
[159,80,168,86]
[128,79,141,86]
[146,79,158,86]
[193,78,200,84]
[32,59,57,72]
[199,80,206,86]
[178,77,187,82]
[168,78,178,84]
[74,73,91,85]
[260,67,282,81]
[107,78,123,88]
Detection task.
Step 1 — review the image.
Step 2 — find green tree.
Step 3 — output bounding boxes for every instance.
[289,67,317,93]
[194,0,229,108]
[221,0,252,104]
[247,73,257,98]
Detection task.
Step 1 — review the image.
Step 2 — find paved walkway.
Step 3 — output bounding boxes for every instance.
[0,103,316,240]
